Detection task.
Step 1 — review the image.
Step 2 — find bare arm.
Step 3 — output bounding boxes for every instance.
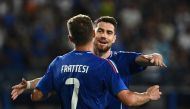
[11,77,41,100]
[135,53,166,67]
[29,78,42,89]
[117,85,161,106]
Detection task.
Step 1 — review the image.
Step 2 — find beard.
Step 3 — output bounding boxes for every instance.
[93,40,112,53]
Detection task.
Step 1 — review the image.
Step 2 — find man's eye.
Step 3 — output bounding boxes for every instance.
[107,31,113,35]
[98,30,103,33]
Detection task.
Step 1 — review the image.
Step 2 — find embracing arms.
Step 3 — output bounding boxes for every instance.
[30,84,161,106]
[117,85,161,106]
[12,78,161,106]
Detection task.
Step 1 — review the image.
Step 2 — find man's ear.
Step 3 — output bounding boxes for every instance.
[112,34,116,43]
[68,35,74,43]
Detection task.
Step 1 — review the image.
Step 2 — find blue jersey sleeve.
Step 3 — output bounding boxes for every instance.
[36,58,56,96]
[128,52,146,74]
[104,59,128,95]
[120,51,146,75]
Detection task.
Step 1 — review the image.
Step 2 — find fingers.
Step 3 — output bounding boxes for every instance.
[148,85,162,100]
[11,89,18,97]
[147,85,158,93]
[12,82,27,90]
[12,85,17,89]
[11,78,28,101]
[12,95,17,100]
[153,85,159,89]
[11,89,19,100]
[156,58,167,67]
[152,57,160,66]
[151,54,167,67]
[150,58,155,64]
[162,63,167,67]
[143,53,167,67]
[11,88,24,100]
[12,85,21,89]
[158,61,167,67]
[12,93,18,100]
[11,89,16,95]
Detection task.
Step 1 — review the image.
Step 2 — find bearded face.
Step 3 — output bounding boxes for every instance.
[94,22,116,53]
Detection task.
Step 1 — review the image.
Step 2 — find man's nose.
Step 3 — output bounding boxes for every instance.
[101,32,107,38]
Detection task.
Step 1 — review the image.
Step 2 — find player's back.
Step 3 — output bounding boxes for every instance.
[52,50,117,109]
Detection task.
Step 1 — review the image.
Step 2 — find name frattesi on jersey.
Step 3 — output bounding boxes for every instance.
[61,65,89,73]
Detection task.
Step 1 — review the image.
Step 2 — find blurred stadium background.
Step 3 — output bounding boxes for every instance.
[0,0,190,109]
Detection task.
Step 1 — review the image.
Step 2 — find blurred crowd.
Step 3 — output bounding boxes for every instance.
[0,0,190,109]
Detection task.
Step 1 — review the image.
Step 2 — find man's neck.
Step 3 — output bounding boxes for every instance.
[75,42,94,53]
[95,49,111,59]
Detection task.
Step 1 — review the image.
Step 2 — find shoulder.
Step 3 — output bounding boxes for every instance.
[105,59,119,73]
[49,54,68,66]
[54,51,74,61]
[88,53,106,62]
[91,55,112,68]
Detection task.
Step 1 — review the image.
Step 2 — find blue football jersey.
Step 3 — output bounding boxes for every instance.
[106,51,146,109]
[36,50,128,109]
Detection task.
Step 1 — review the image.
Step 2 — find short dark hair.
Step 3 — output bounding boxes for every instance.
[94,16,117,31]
[67,14,93,46]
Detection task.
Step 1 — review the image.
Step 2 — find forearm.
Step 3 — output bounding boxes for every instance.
[135,54,155,66]
[129,92,150,106]
[30,77,55,98]
[28,78,42,89]
[118,90,150,106]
